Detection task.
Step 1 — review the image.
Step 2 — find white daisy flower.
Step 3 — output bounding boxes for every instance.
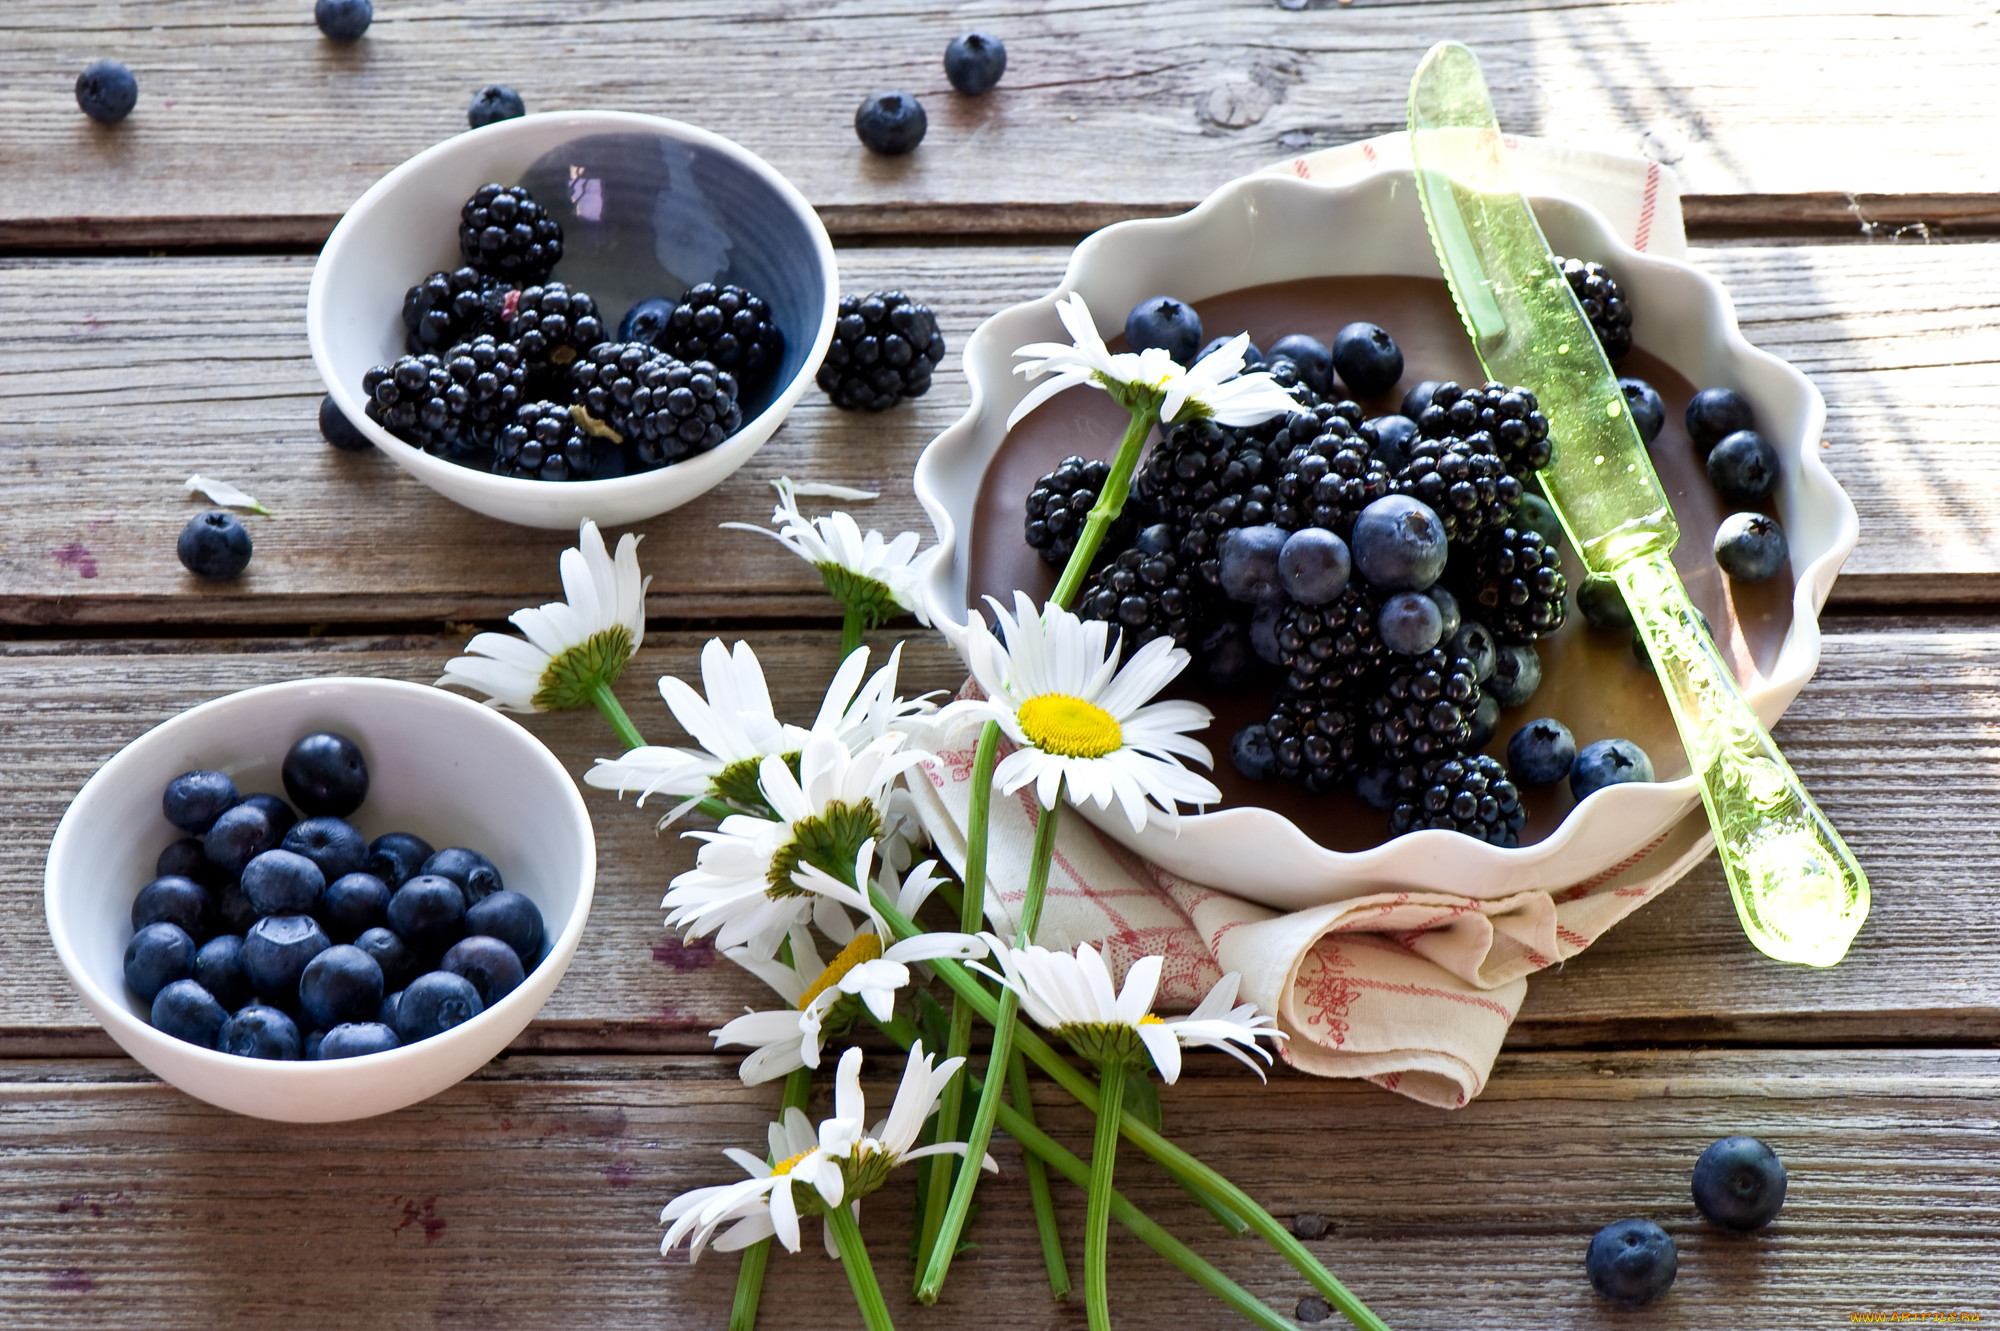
[722,477,933,630]
[972,938,1282,1083]
[824,1043,997,1204]
[1008,292,1303,429]
[946,591,1221,833]
[659,1106,847,1261]
[435,519,649,711]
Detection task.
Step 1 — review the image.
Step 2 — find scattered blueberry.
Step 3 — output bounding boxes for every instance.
[420,847,502,904]
[1365,414,1419,472]
[75,60,138,125]
[944,32,1007,96]
[282,816,369,882]
[1194,618,1258,691]
[240,849,326,916]
[1197,334,1262,368]
[204,803,282,878]
[1686,387,1755,454]
[1447,620,1497,683]
[1714,512,1788,582]
[123,923,197,1002]
[1515,492,1561,545]
[320,1022,402,1059]
[1330,322,1402,396]
[1570,738,1655,801]
[355,926,420,992]
[467,84,526,129]
[243,914,332,1000]
[217,1005,302,1061]
[1354,765,1397,811]
[395,970,485,1043]
[151,979,227,1048]
[132,876,209,937]
[314,0,372,43]
[1378,591,1444,655]
[156,837,212,883]
[177,512,253,581]
[465,891,546,966]
[1620,377,1665,445]
[1277,528,1352,606]
[163,770,239,835]
[299,944,387,1029]
[1124,296,1202,365]
[442,935,527,1005]
[366,831,436,889]
[240,792,298,835]
[1266,333,1332,397]
[854,91,927,155]
[319,394,372,451]
[1692,1136,1787,1230]
[1506,719,1576,787]
[617,297,674,346]
[1249,604,1283,665]
[1487,642,1542,708]
[1349,496,1447,592]
[1586,1218,1677,1306]
[388,875,468,950]
[1466,694,1501,749]
[1707,430,1779,503]
[194,934,254,1011]
[1230,724,1278,782]
[1400,380,1442,421]
[322,873,393,942]
[1577,576,1631,630]
[1218,525,1288,606]
[282,731,369,818]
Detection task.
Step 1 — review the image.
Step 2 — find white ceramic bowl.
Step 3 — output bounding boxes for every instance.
[309,111,839,529]
[45,678,596,1122]
[914,167,1858,910]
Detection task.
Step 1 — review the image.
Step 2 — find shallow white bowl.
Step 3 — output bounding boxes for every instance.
[309,111,839,530]
[45,678,596,1122]
[914,167,1858,909]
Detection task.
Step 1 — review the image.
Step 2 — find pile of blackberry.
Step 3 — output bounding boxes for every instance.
[817,290,947,411]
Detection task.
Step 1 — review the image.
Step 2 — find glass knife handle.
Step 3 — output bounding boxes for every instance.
[1615,554,1869,966]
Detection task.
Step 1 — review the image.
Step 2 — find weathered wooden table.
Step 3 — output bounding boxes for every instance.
[5,3,1999,1326]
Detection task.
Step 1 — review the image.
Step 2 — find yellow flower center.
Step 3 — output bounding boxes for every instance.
[1017,693,1123,759]
[796,933,884,1011]
[770,1150,812,1177]
[1139,1014,1164,1026]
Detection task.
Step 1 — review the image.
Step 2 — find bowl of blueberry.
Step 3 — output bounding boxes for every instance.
[44,678,595,1121]
[914,163,1859,909]
[309,110,839,529]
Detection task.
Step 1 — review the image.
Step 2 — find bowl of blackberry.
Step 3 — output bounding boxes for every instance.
[309,111,839,529]
[45,678,596,1121]
[915,166,1857,908]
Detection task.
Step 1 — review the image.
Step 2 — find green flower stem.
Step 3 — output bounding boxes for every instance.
[915,722,1002,1271]
[840,604,866,660]
[728,1066,815,1331]
[824,1199,896,1331]
[1050,405,1156,611]
[589,680,647,753]
[1009,1047,1072,1299]
[1085,1058,1127,1331]
[695,797,739,823]
[915,793,1061,1303]
[864,884,1391,1331]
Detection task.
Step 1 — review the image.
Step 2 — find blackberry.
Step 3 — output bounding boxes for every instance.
[1024,455,1120,569]
[1363,648,1483,766]
[569,341,657,437]
[494,401,610,482]
[1273,583,1387,698]
[1388,754,1524,845]
[1266,693,1367,794]
[817,290,946,411]
[402,266,503,354]
[1556,256,1633,362]
[361,353,456,454]
[1273,412,1393,536]
[1391,434,1521,544]
[505,282,604,369]
[1451,525,1568,644]
[1134,417,1268,529]
[1075,527,1202,654]
[458,183,563,285]
[1181,484,1277,590]
[1413,380,1552,480]
[439,334,529,451]
[619,356,744,468]
[659,282,784,385]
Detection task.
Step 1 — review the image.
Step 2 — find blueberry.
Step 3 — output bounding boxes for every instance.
[854,91,927,155]
[355,926,420,992]
[1619,377,1665,445]
[1487,642,1542,708]
[389,875,469,950]
[1249,604,1283,666]
[467,84,526,129]
[212,882,260,936]
[420,847,502,904]
[217,1005,301,1061]
[1516,493,1561,545]
[1686,387,1755,454]
[75,60,138,124]
[366,832,436,889]
[378,990,403,1028]
[1354,765,1397,811]
[243,914,331,1001]
[203,803,282,878]
[304,1030,326,1060]
[1349,496,1447,592]
[320,1022,402,1059]
[282,731,368,817]
[1506,719,1576,787]
[1577,576,1631,630]
[123,923,196,1002]
[150,979,227,1048]
[1277,528,1352,605]
[319,393,373,451]
[177,512,252,581]
[321,872,392,942]
[395,971,486,1043]
[442,935,528,1005]
[299,944,386,1029]
[1265,333,1332,397]
[194,934,254,1010]
[1447,620,1497,683]
[132,875,209,938]
[282,816,368,882]
[1218,525,1288,606]
[1465,694,1501,749]
[1425,585,1462,639]
[314,0,372,43]
[618,297,674,346]
[1365,414,1419,472]
[1713,512,1788,582]
[1586,1218,1676,1306]
[163,770,239,835]
[1230,724,1277,782]
[1400,380,1442,421]
[1707,430,1779,503]
[1124,296,1202,365]
[944,31,1007,96]
[240,792,298,836]
[464,891,546,966]
[1692,1136,1787,1230]
[1197,334,1262,368]
[1570,738,1655,801]
[1193,618,1257,691]
[156,837,212,883]
[1378,591,1444,655]
[1330,322,1403,396]
[243,849,326,916]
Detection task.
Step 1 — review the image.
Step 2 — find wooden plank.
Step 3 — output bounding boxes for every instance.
[3,240,1999,626]
[5,1,2000,247]
[0,1049,1993,1327]
[7,622,2000,1053]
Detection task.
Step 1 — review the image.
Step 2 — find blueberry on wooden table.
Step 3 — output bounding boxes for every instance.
[944,32,1007,96]
[163,769,239,836]
[124,923,196,1002]
[319,393,372,450]
[314,0,372,43]
[854,91,927,155]
[281,731,369,818]
[1693,1136,1788,1229]
[1331,321,1403,397]
[204,803,283,878]
[395,971,484,1043]
[464,891,545,965]
[218,1005,301,1061]
[1124,296,1204,364]
[178,511,253,580]
[75,60,137,124]
[1586,1218,1677,1305]
[421,846,502,904]
[151,980,228,1048]
[283,815,369,881]
[467,84,526,128]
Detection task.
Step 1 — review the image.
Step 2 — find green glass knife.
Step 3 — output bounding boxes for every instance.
[1407,41,1868,967]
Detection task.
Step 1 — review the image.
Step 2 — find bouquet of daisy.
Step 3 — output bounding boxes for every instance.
[438,295,1389,1331]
